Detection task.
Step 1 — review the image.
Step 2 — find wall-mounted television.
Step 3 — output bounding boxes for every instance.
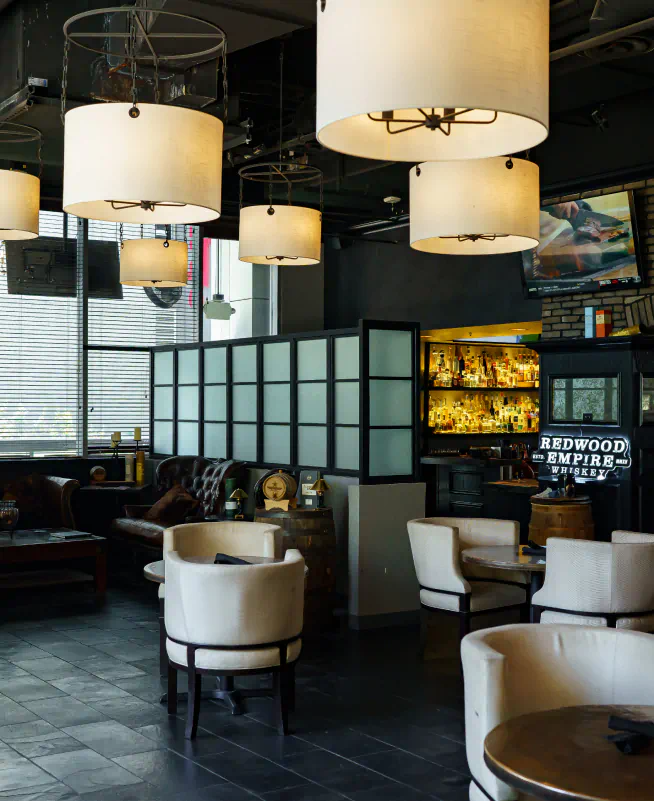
[521,189,643,299]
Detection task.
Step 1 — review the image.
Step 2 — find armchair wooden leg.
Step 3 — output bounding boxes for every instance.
[274,669,290,736]
[459,614,471,642]
[419,607,429,660]
[159,599,167,678]
[185,657,202,740]
[167,662,178,715]
[287,663,296,713]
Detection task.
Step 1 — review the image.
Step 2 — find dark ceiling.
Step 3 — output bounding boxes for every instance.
[2,0,654,240]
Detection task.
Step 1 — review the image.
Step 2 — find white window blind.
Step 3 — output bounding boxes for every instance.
[86,221,199,452]
[0,213,199,457]
[0,212,81,457]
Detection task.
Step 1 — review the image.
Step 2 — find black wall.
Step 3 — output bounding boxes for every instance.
[323,234,542,331]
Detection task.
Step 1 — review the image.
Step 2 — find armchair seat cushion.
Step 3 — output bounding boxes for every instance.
[111,517,165,546]
[421,582,526,613]
[541,609,654,632]
[167,637,301,672]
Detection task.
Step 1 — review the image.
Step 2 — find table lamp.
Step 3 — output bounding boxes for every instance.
[310,475,330,509]
[229,488,248,520]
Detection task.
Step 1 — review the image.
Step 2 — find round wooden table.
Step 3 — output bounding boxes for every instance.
[143,555,279,584]
[484,705,654,801]
[461,545,546,600]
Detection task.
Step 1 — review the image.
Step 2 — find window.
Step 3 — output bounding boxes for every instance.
[0,212,199,457]
[551,376,619,424]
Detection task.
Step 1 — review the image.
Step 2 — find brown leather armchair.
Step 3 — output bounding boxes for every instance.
[2,474,79,530]
[110,456,246,555]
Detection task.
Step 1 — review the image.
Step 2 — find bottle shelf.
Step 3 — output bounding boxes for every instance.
[427,430,539,436]
[427,386,540,392]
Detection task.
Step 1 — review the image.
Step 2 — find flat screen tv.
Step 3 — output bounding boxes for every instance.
[521,189,643,299]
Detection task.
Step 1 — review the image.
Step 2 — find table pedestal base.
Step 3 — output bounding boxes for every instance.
[159,677,271,716]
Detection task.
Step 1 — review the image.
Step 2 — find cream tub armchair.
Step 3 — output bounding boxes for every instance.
[462,623,654,801]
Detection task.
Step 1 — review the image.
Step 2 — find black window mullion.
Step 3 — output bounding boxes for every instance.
[226,345,233,459]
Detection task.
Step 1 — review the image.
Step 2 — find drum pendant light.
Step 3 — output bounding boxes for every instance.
[120,235,188,287]
[61,7,227,224]
[317,0,549,161]
[238,43,322,266]
[0,123,42,241]
[409,158,540,255]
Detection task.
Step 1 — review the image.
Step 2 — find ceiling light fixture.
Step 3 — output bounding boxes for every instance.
[61,7,226,224]
[316,0,549,161]
[0,123,42,241]
[119,225,188,287]
[238,42,322,266]
[409,158,540,255]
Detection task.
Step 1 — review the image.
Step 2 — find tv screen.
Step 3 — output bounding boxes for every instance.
[521,190,643,299]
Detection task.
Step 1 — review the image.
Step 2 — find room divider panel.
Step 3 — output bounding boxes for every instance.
[151,320,420,482]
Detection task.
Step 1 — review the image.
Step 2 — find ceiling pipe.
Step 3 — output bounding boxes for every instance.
[550,15,654,60]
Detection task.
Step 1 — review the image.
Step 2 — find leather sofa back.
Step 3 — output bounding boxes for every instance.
[155,456,246,519]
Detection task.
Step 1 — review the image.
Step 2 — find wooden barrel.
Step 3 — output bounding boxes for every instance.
[261,471,298,502]
[528,495,594,546]
[255,506,336,631]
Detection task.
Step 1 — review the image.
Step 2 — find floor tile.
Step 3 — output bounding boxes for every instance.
[56,628,123,647]
[12,632,77,648]
[136,719,232,758]
[297,728,394,759]
[50,675,130,703]
[85,696,169,727]
[0,663,30,680]
[113,749,223,792]
[279,750,391,796]
[0,744,30,771]
[0,721,83,760]
[0,780,79,799]
[13,657,88,682]
[0,644,52,663]
[42,642,102,662]
[354,750,470,798]
[73,656,146,682]
[23,697,107,728]
[0,761,55,793]
[35,748,141,795]
[0,695,39,726]
[93,642,156,663]
[190,785,259,800]
[0,677,66,704]
[197,745,324,796]
[81,782,177,801]
[261,785,345,800]
[111,674,166,703]
[63,720,159,758]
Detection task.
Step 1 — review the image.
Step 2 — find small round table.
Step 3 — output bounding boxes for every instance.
[461,545,547,600]
[143,555,279,584]
[484,705,654,801]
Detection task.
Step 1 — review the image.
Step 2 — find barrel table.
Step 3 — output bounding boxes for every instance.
[255,506,336,631]
[528,495,594,545]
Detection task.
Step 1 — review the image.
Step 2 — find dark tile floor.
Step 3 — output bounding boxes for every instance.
[0,586,469,801]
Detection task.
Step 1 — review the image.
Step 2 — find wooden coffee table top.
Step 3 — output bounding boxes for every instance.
[484,705,654,801]
[0,529,103,548]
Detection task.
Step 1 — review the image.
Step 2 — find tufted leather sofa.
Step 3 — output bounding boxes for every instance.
[110,456,246,555]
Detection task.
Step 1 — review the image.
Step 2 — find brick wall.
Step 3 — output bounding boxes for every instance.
[540,179,654,339]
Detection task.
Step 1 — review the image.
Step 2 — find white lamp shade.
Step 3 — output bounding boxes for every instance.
[120,238,188,286]
[410,158,540,255]
[0,170,39,240]
[317,0,549,161]
[239,205,322,266]
[63,103,223,224]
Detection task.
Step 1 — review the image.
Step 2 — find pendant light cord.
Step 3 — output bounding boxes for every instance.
[279,41,284,164]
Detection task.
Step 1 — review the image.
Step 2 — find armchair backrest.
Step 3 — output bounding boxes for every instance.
[463,624,654,801]
[165,549,305,648]
[412,517,523,585]
[532,537,654,614]
[163,521,282,560]
[612,529,654,544]
[407,519,468,595]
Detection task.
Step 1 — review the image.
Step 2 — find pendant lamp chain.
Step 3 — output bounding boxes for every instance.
[60,37,70,127]
[129,14,139,117]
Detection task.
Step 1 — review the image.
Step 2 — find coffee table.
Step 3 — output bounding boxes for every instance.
[0,529,107,602]
[462,545,547,599]
[484,705,654,801]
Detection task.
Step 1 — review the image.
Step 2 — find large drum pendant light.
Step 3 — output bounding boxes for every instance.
[0,123,42,240]
[409,158,540,255]
[239,204,322,266]
[120,237,188,287]
[61,7,227,224]
[317,0,549,161]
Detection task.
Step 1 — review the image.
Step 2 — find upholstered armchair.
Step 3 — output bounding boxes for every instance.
[407,518,527,654]
[531,532,654,630]
[463,624,654,801]
[157,520,282,676]
[165,549,305,739]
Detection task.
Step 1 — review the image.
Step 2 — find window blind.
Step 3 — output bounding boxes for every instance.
[86,221,199,452]
[0,212,81,457]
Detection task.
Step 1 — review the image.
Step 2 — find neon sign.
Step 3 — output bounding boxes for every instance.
[532,434,631,480]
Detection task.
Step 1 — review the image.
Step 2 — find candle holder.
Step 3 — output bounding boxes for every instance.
[0,501,19,539]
